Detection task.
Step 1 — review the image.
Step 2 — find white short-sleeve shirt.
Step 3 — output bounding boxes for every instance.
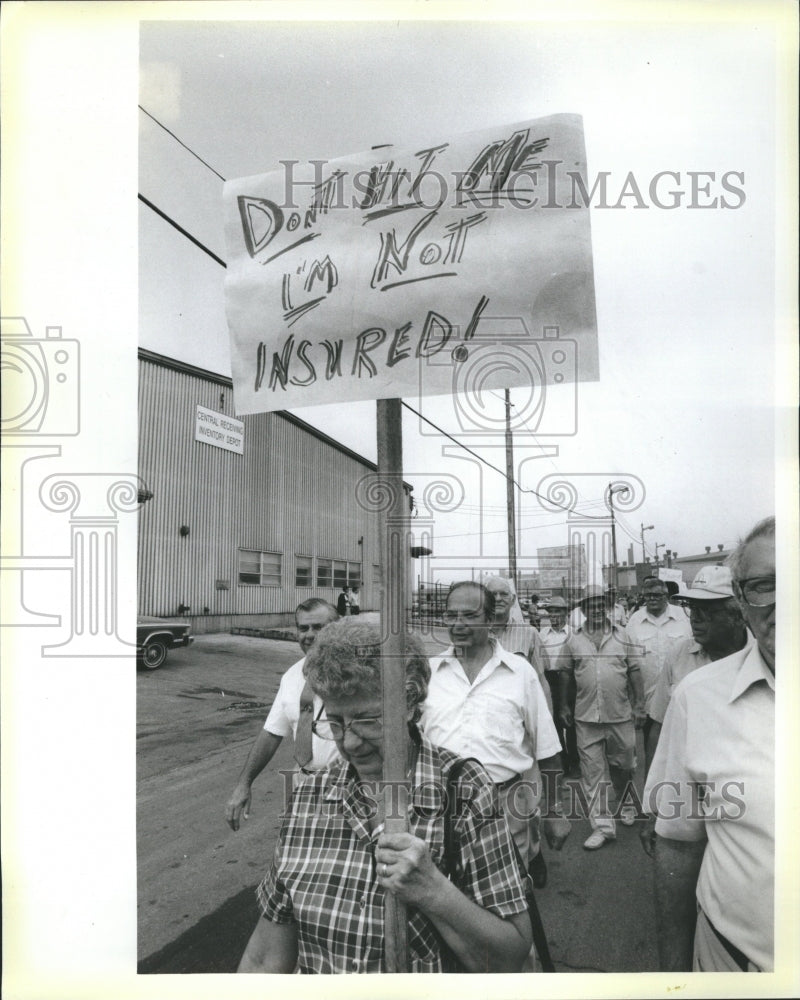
[644,644,774,970]
[263,657,340,770]
[421,641,561,784]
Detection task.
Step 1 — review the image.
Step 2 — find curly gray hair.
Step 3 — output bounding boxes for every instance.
[304,620,430,721]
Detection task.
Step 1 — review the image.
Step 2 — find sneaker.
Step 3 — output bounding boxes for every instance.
[583,829,611,850]
[620,807,636,827]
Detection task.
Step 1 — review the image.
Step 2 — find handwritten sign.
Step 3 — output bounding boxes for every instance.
[223,114,598,414]
[194,405,244,454]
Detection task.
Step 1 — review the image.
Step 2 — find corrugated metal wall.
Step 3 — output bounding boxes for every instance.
[138,355,382,628]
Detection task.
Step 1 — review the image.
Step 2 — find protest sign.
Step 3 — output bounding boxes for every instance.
[223,114,598,414]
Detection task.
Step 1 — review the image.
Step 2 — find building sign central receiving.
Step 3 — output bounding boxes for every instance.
[194,405,245,454]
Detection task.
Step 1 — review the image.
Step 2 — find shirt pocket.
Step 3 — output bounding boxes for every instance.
[479,692,523,750]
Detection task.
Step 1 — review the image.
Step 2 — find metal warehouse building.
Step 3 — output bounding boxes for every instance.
[138,349,390,633]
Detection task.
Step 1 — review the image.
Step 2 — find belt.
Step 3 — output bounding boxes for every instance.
[494,773,522,792]
[704,911,751,971]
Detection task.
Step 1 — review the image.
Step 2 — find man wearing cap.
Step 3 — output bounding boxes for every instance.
[557,585,646,850]
[644,517,775,971]
[626,576,692,755]
[539,597,578,774]
[641,565,750,781]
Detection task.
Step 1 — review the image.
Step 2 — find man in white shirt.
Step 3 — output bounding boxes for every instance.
[225,598,340,831]
[421,581,570,880]
[539,597,578,774]
[484,575,551,714]
[645,517,775,971]
[626,576,692,771]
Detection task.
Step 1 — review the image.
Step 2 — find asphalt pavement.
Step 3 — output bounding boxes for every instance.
[137,626,658,973]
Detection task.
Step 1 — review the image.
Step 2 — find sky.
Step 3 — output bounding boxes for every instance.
[137,12,791,585]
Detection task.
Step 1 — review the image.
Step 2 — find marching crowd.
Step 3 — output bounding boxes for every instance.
[225,515,776,975]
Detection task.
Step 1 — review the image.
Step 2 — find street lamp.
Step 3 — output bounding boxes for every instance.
[654,542,665,568]
[640,523,654,564]
[606,483,630,591]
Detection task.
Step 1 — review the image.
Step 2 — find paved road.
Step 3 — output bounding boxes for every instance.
[137,628,658,973]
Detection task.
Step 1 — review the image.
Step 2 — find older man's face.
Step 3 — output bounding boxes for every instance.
[642,583,669,617]
[735,535,775,671]
[485,580,514,624]
[584,598,607,628]
[686,599,738,650]
[296,606,337,655]
[444,587,492,649]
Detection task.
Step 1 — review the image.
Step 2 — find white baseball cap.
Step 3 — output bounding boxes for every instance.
[676,564,734,600]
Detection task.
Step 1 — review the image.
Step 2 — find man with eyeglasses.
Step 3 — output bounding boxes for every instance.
[638,564,749,854]
[225,598,340,831]
[626,576,692,769]
[484,576,552,714]
[421,582,571,884]
[644,516,775,972]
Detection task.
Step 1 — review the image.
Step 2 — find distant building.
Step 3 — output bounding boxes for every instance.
[527,543,589,598]
[138,350,401,633]
[671,545,732,584]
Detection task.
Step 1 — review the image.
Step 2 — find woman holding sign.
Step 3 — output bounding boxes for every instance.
[238,621,532,974]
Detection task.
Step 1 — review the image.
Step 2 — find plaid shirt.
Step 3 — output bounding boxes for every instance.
[256,728,527,973]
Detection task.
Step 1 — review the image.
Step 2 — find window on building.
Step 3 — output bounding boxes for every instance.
[239,549,282,586]
[347,562,361,588]
[295,555,312,587]
[316,558,332,588]
[373,563,382,584]
[333,560,348,589]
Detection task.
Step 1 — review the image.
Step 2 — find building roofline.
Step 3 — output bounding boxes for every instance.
[672,551,732,562]
[138,348,410,484]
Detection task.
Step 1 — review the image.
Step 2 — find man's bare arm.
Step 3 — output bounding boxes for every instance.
[653,834,705,971]
[226,729,283,830]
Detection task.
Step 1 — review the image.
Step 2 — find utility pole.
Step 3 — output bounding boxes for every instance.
[641,522,654,564]
[505,389,517,592]
[607,483,629,590]
[654,542,665,569]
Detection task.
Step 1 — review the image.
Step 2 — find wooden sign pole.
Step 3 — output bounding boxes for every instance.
[376,397,410,973]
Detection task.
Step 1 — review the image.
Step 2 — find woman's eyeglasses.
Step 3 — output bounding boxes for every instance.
[312,717,383,741]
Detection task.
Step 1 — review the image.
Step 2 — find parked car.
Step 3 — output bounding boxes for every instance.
[136,616,194,670]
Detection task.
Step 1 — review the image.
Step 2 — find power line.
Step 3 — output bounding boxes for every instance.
[138,193,227,269]
[139,106,635,530]
[401,401,612,520]
[139,105,227,182]
[435,498,609,515]
[428,515,584,541]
